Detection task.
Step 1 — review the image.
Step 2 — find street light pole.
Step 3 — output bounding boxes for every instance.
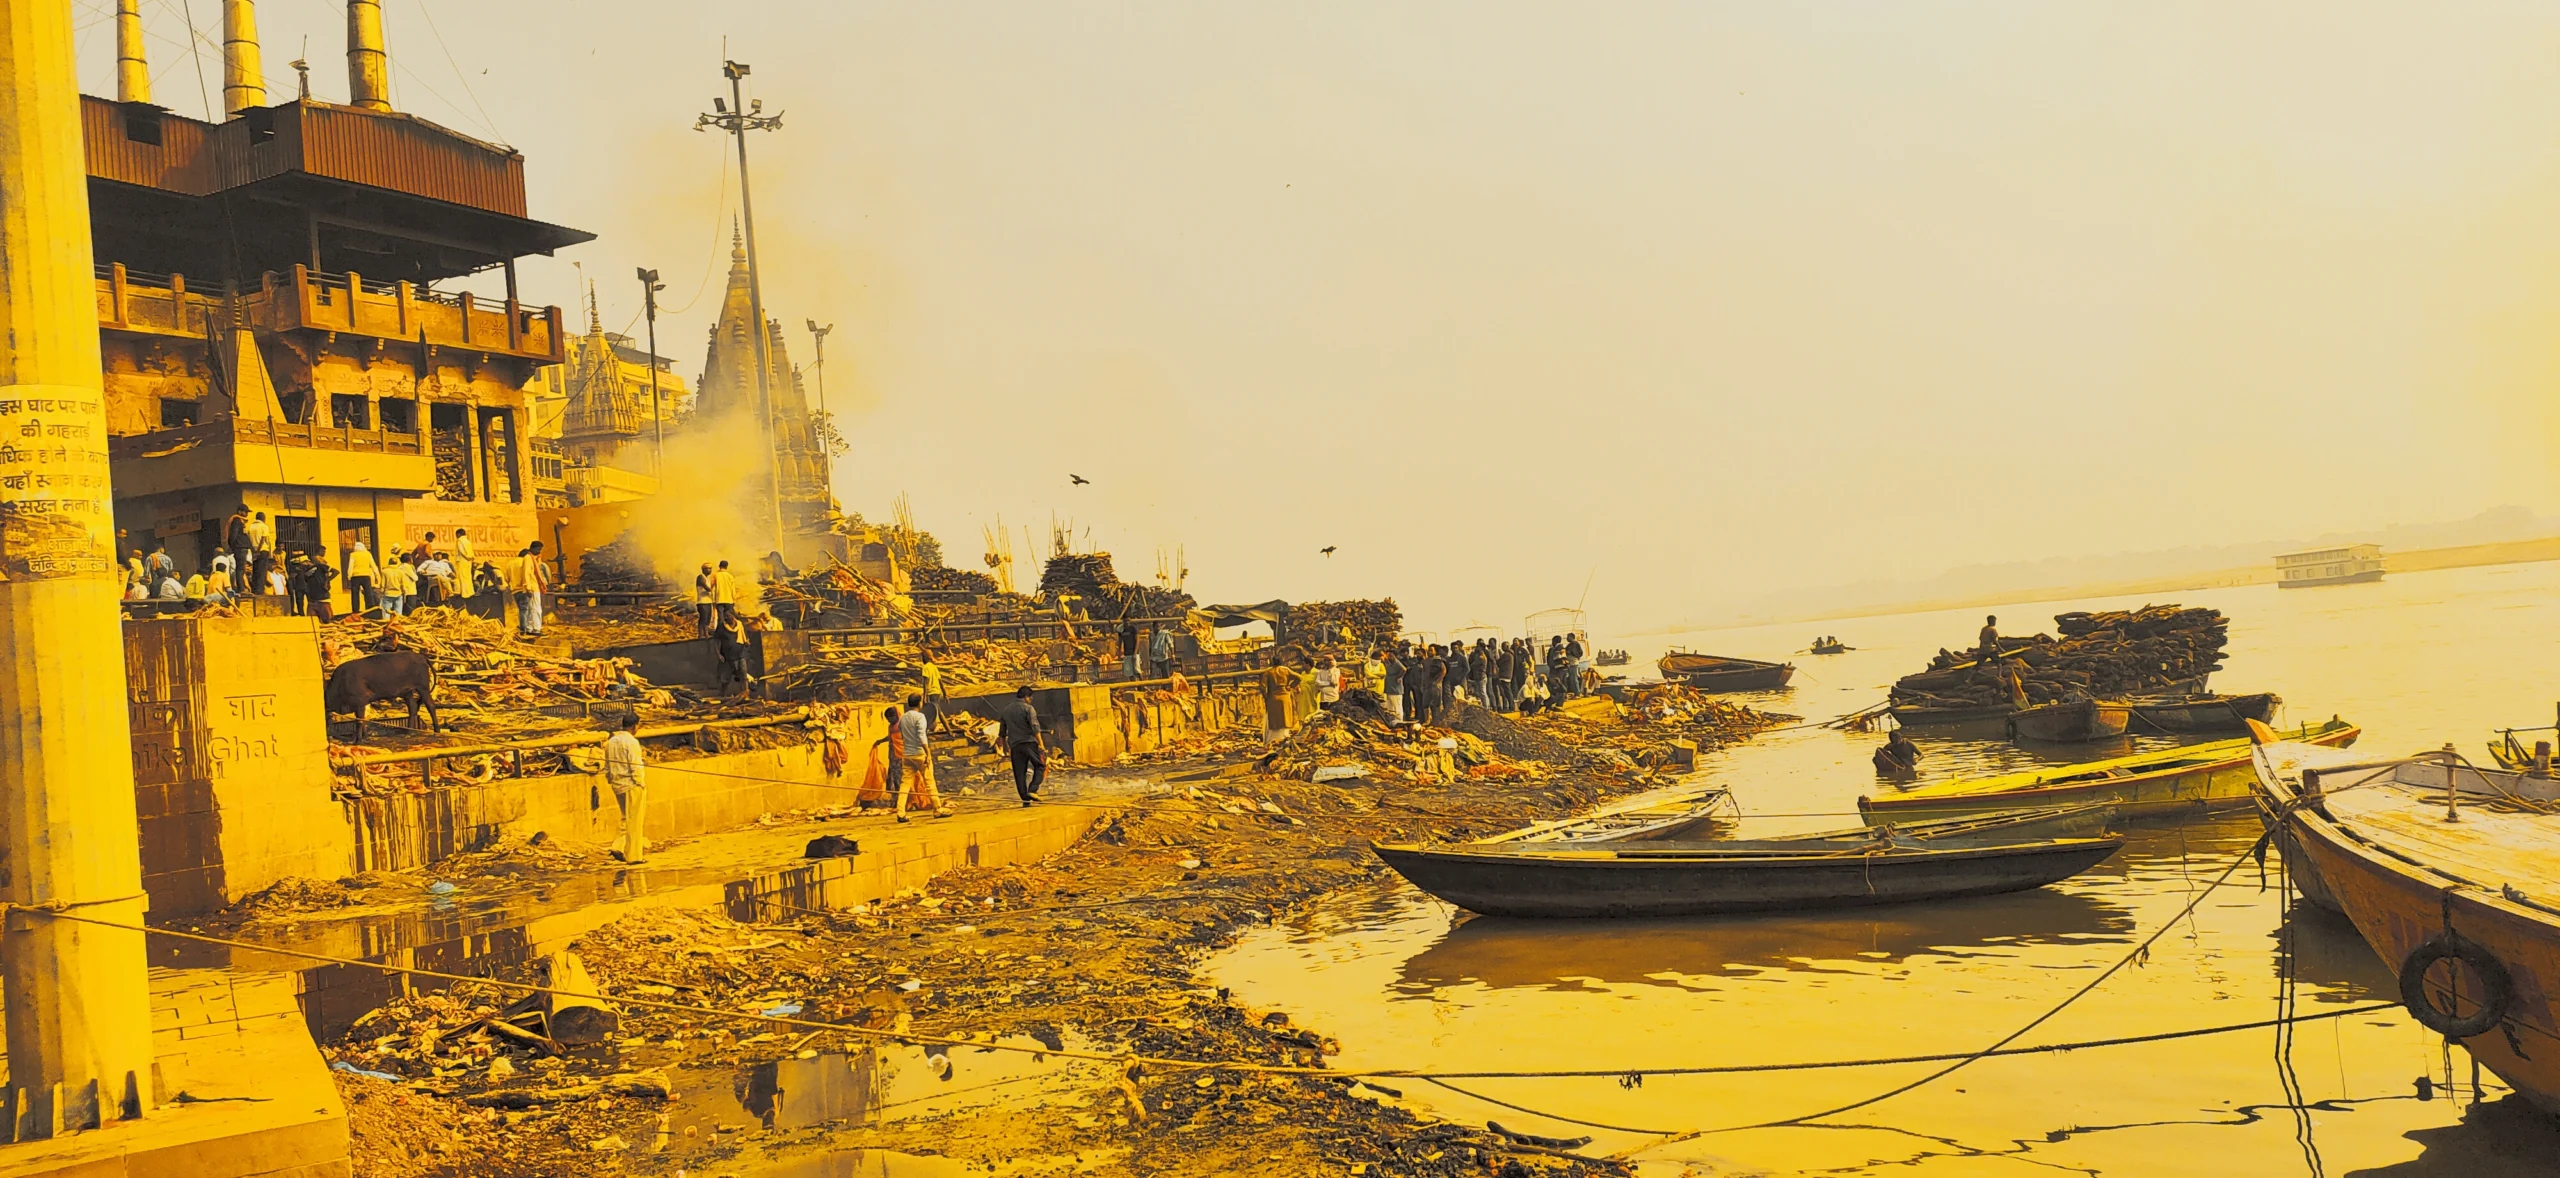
[697,61,786,558]
[637,267,667,479]
[804,319,836,500]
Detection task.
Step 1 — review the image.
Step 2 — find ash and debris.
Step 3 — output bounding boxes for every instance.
[316,699,1779,1177]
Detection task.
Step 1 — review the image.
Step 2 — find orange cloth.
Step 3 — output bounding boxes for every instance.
[857,743,892,807]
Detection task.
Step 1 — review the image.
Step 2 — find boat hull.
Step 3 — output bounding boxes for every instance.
[2008,700,2131,743]
[1862,722,2362,824]
[2273,795,2560,1113]
[2276,568,2384,588]
[1372,839,2123,918]
[2129,692,2281,734]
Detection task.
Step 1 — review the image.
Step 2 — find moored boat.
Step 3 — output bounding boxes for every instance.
[1860,718,2361,824]
[2008,698,2132,742]
[1478,783,1735,845]
[2248,726,2560,1115]
[1656,651,1795,692]
[1370,832,2124,918]
[2126,692,2281,734]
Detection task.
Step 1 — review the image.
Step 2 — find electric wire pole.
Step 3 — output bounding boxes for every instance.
[697,61,786,558]
[805,319,835,501]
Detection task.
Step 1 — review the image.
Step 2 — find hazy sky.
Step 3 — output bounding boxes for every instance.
[76,2,2560,634]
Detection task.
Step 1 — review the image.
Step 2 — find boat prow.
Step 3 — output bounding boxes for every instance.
[2248,733,2560,1115]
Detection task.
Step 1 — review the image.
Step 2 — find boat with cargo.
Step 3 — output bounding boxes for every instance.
[2247,725,2560,1114]
[2126,691,2282,734]
[1860,718,2361,824]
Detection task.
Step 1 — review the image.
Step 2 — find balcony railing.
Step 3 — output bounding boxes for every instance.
[94,263,564,364]
[107,416,426,462]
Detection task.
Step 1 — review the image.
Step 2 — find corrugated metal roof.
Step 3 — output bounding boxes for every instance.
[81,96,529,219]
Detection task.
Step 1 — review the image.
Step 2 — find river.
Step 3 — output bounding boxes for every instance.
[1208,560,2560,1176]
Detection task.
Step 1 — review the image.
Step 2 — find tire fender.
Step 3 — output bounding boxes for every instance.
[2398,932,2514,1040]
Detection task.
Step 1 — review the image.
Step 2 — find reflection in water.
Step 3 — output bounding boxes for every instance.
[1401,886,2132,992]
[2272,902,2396,1003]
[2347,1096,2560,1177]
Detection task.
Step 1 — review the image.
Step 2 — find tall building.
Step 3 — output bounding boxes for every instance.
[86,3,589,573]
[696,230,834,531]
[526,289,690,506]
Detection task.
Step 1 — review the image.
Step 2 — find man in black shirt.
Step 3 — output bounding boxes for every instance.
[1118,621,1141,679]
[995,685,1047,805]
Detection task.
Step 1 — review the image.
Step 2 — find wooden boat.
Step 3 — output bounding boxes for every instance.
[2125,692,2281,734]
[1656,651,1794,692]
[1478,783,1735,845]
[2008,698,2131,742]
[1860,718,2362,824]
[1594,649,1631,667]
[2248,726,2560,1115]
[1371,830,2124,919]
[1810,640,1851,655]
[1889,701,2015,728]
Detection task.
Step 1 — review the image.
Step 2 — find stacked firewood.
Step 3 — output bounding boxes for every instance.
[910,564,996,595]
[1889,604,2229,709]
[570,533,667,591]
[1286,599,1404,647]
[1037,552,1120,597]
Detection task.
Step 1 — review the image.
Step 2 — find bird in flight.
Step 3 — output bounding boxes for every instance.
[1321,545,1337,557]
[1069,474,1090,486]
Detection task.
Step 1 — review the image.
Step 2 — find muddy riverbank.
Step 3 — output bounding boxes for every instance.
[311,704,1777,1177]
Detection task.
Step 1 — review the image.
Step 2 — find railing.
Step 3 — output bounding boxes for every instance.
[339,708,815,791]
[107,417,427,461]
[93,264,564,364]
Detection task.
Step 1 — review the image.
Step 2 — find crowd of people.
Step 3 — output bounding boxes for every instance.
[116,504,570,636]
[1255,630,1598,741]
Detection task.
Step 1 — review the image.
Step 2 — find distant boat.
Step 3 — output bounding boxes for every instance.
[2008,698,2131,743]
[1860,719,2362,824]
[1657,650,1795,692]
[2275,543,2384,588]
[1372,821,2124,919]
[2248,726,2560,1114]
[1594,649,1632,667]
[2126,692,2281,734]
[1810,639,1852,655]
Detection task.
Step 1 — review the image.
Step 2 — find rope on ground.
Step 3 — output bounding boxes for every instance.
[1611,827,2281,1158]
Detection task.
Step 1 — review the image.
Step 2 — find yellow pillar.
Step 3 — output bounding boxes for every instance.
[344,0,389,112]
[221,0,263,116]
[0,0,159,1141]
[113,0,147,104]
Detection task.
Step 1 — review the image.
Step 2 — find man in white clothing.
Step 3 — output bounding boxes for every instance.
[602,713,648,863]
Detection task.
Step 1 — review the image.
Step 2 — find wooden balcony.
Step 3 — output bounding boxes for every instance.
[107,417,436,499]
[96,263,565,364]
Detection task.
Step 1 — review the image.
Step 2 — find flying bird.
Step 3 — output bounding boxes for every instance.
[1321,546,1337,557]
[1069,474,1090,486]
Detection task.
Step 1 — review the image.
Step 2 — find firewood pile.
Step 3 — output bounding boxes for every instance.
[569,533,666,591]
[1260,705,1535,785]
[1286,599,1403,647]
[322,606,671,717]
[1888,604,2230,710]
[766,637,1059,701]
[763,560,907,626]
[910,564,996,595]
[1038,552,1120,597]
[1033,551,1191,620]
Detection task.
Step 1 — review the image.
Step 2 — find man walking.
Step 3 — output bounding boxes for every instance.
[344,540,379,614]
[897,693,934,822]
[602,713,648,864]
[996,685,1047,806]
[514,541,550,636]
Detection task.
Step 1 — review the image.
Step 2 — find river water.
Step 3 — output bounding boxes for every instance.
[1208,561,2560,1176]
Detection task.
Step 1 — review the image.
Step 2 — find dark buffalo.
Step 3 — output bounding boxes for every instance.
[325,651,439,741]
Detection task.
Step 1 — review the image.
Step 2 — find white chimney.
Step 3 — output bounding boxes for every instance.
[222,0,265,116]
[115,0,150,104]
[346,0,390,111]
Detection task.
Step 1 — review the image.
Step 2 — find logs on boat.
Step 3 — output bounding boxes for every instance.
[1285,599,1404,647]
[1889,604,2229,710]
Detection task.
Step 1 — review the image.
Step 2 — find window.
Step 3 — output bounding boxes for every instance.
[278,389,311,425]
[159,399,199,429]
[330,395,371,430]
[274,515,320,558]
[121,103,162,147]
[378,397,416,434]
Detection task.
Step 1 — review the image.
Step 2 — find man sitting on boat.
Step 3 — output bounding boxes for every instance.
[1977,615,2002,664]
[1873,730,1922,776]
